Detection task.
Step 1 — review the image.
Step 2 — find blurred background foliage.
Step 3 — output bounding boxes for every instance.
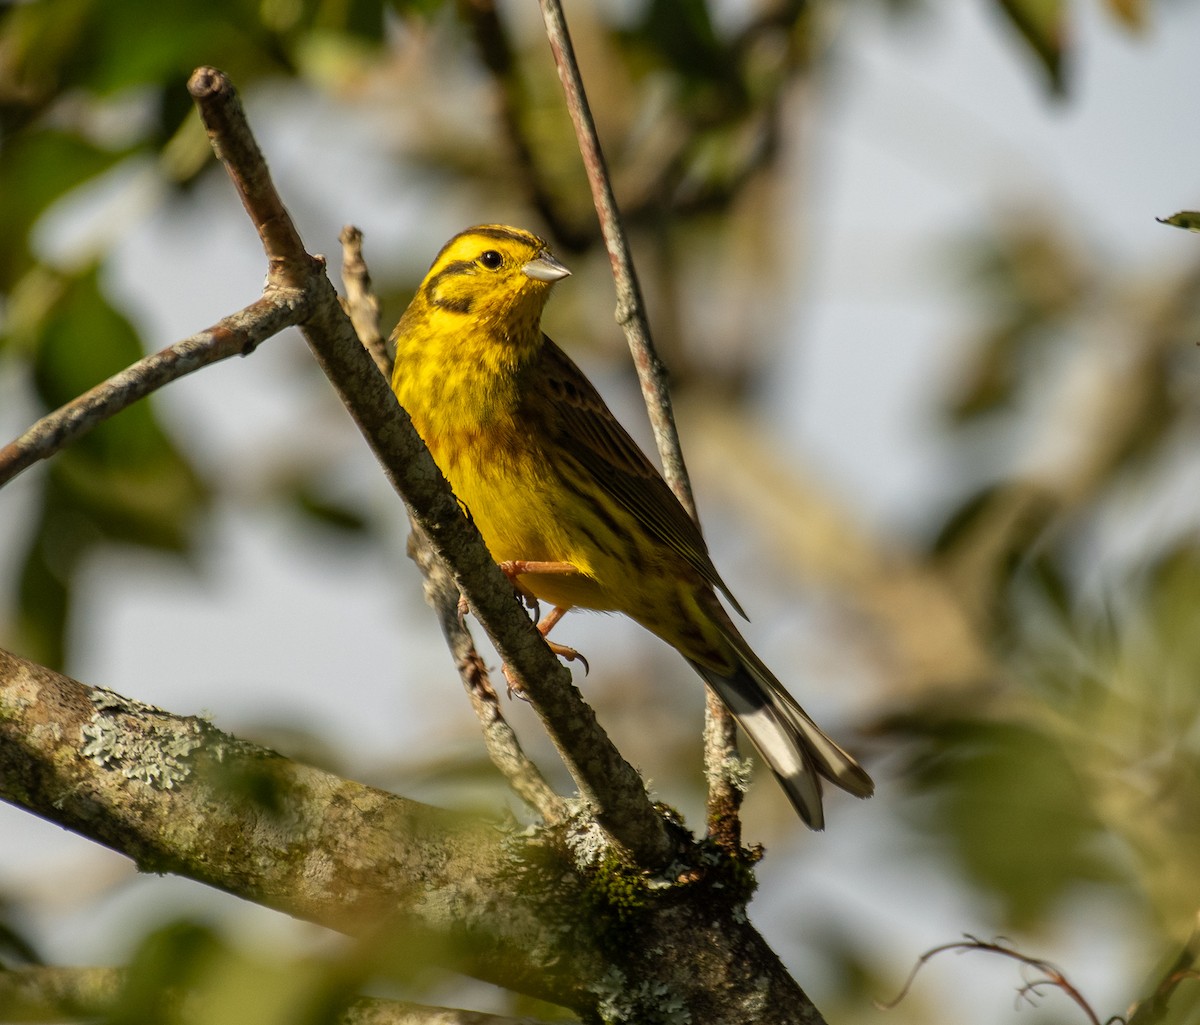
[1,0,1199,1022]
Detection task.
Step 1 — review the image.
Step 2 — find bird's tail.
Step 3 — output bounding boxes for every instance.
[687,638,873,830]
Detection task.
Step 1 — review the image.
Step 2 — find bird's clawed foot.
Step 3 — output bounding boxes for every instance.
[545,639,589,675]
[501,662,529,701]
[500,639,588,699]
[497,601,591,697]
[472,563,592,696]
[537,605,589,675]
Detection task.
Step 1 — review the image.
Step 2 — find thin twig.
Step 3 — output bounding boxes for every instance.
[408,522,567,824]
[339,225,390,377]
[190,67,672,866]
[0,292,307,489]
[338,225,565,824]
[188,67,318,287]
[878,935,1104,1025]
[458,0,587,250]
[535,0,694,512]
[535,0,744,840]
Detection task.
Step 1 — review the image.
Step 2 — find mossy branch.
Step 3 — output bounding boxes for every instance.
[0,646,603,1009]
[0,646,825,1024]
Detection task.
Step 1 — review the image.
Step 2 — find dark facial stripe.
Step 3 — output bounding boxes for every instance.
[426,259,476,312]
[431,294,473,313]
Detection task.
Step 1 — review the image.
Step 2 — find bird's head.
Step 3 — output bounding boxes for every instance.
[416,225,570,338]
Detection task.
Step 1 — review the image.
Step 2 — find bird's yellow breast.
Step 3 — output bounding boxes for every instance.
[427,421,621,610]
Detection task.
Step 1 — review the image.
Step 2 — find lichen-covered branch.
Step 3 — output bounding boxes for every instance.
[0,646,826,1024]
[0,646,601,1009]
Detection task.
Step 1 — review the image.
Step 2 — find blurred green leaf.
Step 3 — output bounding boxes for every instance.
[1146,543,1200,662]
[292,486,372,535]
[1157,211,1200,232]
[0,0,95,116]
[108,920,223,1025]
[994,0,1068,95]
[0,912,43,967]
[15,481,81,670]
[944,217,1087,422]
[636,0,743,100]
[904,717,1112,929]
[12,266,209,666]
[0,131,128,292]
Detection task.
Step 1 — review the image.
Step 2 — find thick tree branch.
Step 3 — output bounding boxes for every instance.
[0,646,602,1009]
[187,67,673,866]
[0,648,826,1024]
[535,1,744,841]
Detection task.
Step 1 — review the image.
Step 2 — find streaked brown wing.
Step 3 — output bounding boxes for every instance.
[533,338,746,618]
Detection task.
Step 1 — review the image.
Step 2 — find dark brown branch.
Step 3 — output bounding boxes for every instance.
[189,67,673,867]
[0,293,306,488]
[535,0,744,841]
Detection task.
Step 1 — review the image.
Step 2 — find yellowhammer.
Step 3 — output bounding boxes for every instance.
[390,224,873,829]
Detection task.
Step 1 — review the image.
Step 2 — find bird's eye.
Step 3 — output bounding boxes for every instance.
[479,250,503,270]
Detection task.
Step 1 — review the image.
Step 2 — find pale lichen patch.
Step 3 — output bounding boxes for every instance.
[81,687,204,790]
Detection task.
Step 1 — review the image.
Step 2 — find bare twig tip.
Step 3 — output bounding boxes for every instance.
[187,67,228,99]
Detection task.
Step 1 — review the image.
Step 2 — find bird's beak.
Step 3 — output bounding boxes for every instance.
[522,251,571,282]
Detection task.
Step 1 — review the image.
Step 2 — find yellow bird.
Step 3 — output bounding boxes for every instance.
[390,224,873,829]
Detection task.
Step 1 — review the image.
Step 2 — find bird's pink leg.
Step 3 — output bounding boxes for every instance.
[495,562,590,696]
